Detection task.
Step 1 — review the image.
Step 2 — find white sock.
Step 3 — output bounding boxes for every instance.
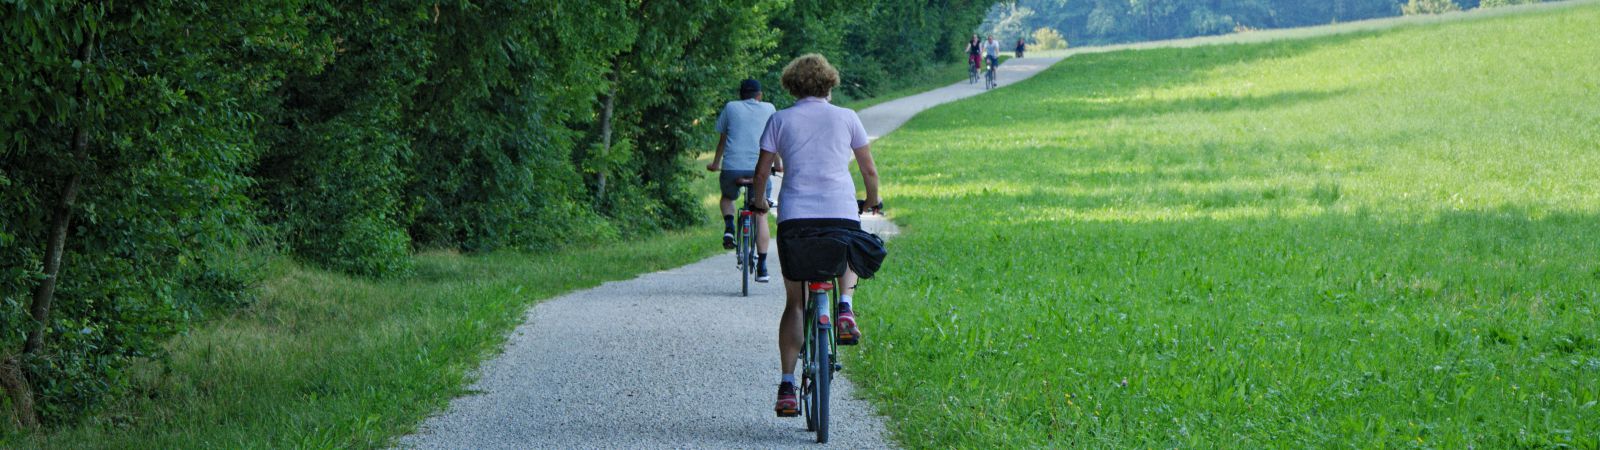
[782,373,796,385]
[839,294,853,310]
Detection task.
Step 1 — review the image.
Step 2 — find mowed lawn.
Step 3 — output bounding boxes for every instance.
[852,4,1599,448]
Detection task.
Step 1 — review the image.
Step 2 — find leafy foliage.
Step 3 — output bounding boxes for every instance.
[0,0,786,428]
[1,0,313,424]
[1405,0,1463,14]
[1033,27,1068,49]
[765,0,993,103]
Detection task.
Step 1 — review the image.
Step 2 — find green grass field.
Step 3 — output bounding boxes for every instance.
[853,4,1600,448]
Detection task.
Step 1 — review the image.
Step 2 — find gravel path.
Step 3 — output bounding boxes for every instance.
[397,57,1063,449]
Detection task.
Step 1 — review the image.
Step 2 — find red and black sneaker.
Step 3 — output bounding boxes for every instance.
[836,309,862,345]
[775,382,799,417]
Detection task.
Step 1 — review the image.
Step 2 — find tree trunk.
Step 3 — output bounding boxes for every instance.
[0,355,37,429]
[22,172,81,355]
[23,30,91,355]
[5,32,95,431]
[595,86,616,203]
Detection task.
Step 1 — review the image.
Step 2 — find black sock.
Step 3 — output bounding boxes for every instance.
[722,215,734,234]
[758,253,767,268]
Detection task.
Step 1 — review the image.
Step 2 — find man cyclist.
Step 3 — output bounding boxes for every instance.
[749,54,882,417]
[707,79,778,282]
[984,34,1001,73]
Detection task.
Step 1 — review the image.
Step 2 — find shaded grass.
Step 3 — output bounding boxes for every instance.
[6,173,727,448]
[851,3,1600,448]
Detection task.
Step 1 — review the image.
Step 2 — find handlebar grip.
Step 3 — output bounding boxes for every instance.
[857,199,884,215]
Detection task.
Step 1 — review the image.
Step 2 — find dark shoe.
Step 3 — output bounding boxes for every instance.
[836,310,861,345]
[722,233,735,250]
[775,382,799,417]
[755,266,770,283]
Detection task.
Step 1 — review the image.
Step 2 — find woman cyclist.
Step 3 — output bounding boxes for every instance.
[749,54,881,417]
[965,34,982,81]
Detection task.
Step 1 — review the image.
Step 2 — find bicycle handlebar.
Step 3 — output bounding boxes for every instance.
[857,199,884,215]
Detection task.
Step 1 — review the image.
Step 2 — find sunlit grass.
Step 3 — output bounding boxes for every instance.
[851,4,1600,448]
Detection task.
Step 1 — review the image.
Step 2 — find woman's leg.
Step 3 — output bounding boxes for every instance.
[840,267,859,298]
[778,278,805,375]
[836,267,863,344]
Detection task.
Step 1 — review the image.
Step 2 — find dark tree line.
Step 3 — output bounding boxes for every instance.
[1,0,986,429]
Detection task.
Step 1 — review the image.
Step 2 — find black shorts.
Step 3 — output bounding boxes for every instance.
[719,170,771,200]
[777,218,860,237]
[777,219,860,281]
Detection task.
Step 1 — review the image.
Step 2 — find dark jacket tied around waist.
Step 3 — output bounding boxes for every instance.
[777,227,888,282]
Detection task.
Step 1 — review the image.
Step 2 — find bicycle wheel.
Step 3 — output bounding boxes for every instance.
[741,214,753,296]
[812,290,832,443]
[801,302,817,432]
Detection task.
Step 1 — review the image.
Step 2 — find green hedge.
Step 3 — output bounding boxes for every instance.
[0,0,987,428]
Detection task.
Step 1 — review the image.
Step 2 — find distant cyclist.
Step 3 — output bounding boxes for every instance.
[984,34,1001,70]
[1015,38,1025,58]
[707,79,778,282]
[749,54,882,417]
[965,34,982,77]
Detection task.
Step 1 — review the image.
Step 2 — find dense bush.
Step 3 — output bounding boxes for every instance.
[1,1,313,425]
[1,0,788,428]
[765,0,993,103]
[1405,0,1463,14]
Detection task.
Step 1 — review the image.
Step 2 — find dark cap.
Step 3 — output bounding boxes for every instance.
[739,79,762,93]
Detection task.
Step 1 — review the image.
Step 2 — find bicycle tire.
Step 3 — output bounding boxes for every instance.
[739,214,750,296]
[813,291,832,443]
[801,302,817,432]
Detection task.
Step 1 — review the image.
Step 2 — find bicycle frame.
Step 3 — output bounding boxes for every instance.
[735,183,757,296]
[799,278,840,443]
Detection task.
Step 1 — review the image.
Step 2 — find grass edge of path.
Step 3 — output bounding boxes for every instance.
[8,204,725,449]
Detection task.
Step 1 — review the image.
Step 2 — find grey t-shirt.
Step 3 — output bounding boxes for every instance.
[715,99,777,171]
[759,97,870,221]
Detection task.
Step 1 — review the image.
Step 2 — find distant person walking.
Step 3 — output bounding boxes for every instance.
[707,79,778,282]
[1015,38,1025,58]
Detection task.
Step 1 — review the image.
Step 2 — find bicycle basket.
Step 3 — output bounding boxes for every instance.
[778,236,849,282]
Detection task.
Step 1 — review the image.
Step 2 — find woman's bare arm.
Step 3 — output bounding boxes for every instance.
[853,145,879,211]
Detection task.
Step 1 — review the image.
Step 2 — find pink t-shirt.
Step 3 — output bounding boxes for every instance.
[760,97,869,221]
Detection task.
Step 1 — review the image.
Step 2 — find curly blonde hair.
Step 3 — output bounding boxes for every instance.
[780,54,839,99]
